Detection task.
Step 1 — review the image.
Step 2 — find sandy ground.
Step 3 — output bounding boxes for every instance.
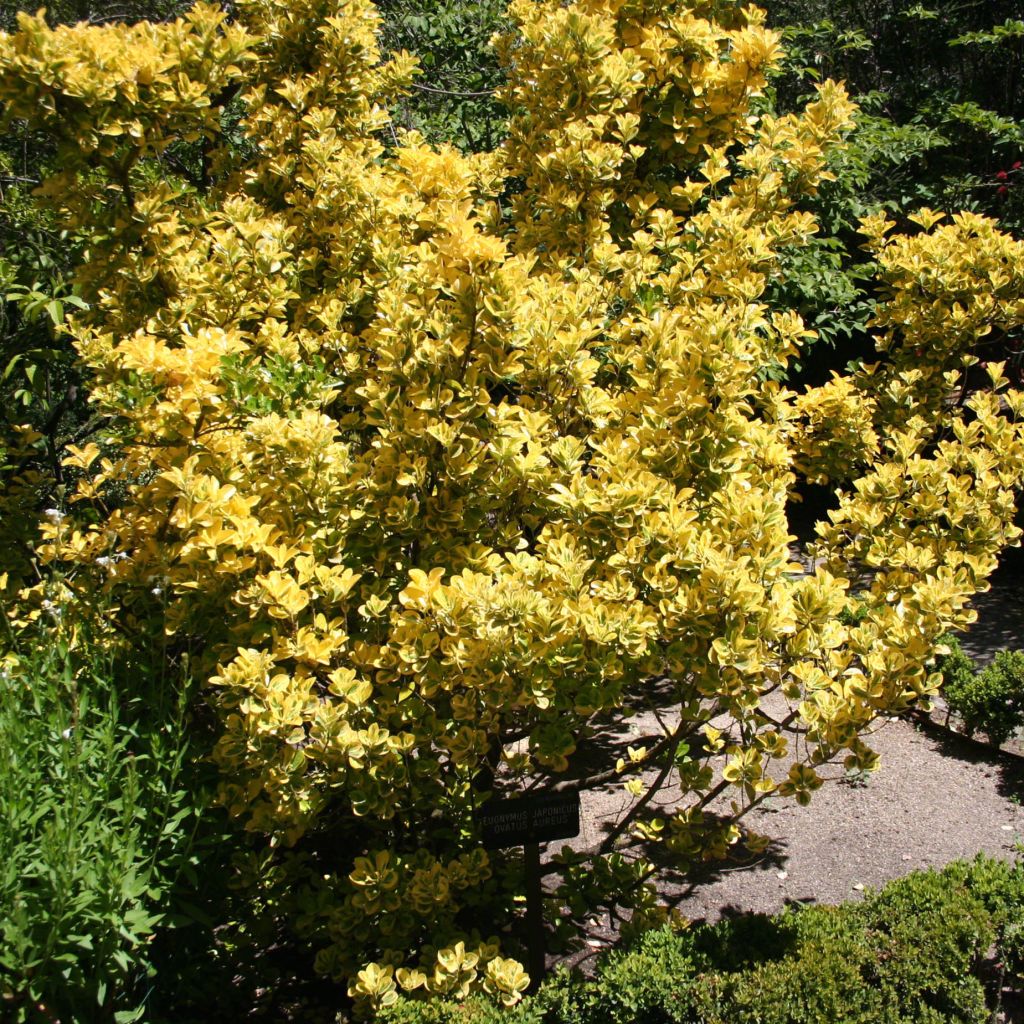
[555,706,1024,942]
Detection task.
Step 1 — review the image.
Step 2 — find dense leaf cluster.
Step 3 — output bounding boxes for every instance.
[0,624,207,1022]
[938,635,1024,747]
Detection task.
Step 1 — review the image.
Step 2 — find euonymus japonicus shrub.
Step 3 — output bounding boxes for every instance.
[3,0,1024,1012]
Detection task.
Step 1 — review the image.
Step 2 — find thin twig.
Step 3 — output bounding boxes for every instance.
[410,82,498,98]
[596,715,698,856]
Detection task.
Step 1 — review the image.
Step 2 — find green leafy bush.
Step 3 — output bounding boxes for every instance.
[936,634,978,702]
[379,0,509,153]
[959,855,1024,983]
[939,635,1024,746]
[379,995,545,1024]
[530,927,707,1024]
[0,624,206,1023]
[767,0,1024,234]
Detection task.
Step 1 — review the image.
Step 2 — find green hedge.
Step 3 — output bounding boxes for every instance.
[375,857,1024,1024]
[938,635,1024,747]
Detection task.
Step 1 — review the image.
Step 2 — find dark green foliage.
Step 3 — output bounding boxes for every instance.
[378,0,508,152]
[850,870,993,1021]
[381,858,1020,1024]
[700,870,994,1024]
[0,1,191,32]
[380,996,545,1024]
[531,927,707,1024]
[766,0,1024,234]
[768,1,1023,128]
[763,96,954,383]
[758,0,1024,390]
[939,636,1024,747]
[957,855,1024,984]
[689,909,799,972]
[936,634,978,701]
[0,235,89,483]
[712,914,884,1024]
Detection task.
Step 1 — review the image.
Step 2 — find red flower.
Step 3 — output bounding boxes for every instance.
[996,170,1009,181]
[998,186,1009,197]
[1013,161,1023,171]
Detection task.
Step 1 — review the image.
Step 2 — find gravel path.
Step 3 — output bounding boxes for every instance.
[662,716,1024,924]
[560,707,1024,943]
[962,544,1024,665]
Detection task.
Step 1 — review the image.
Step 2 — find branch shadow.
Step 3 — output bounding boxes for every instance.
[911,712,1024,803]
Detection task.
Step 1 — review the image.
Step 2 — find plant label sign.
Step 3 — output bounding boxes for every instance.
[476,789,580,850]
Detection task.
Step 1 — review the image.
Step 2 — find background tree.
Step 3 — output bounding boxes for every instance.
[762,0,1024,385]
[378,0,508,152]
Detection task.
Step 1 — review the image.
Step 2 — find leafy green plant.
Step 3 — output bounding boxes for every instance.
[532,926,706,1024]
[939,637,1024,746]
[381,858,1017,1024]
[936,633,978,712]
[378,994,544,1024]
[0,619,207,1023]
[959,854,1024,983]
[379,0,509,152]
[766,0,1024,239]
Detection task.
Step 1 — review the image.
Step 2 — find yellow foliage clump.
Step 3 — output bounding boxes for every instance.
[3,0,1024,1011]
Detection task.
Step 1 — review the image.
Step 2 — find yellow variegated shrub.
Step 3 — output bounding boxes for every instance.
[3,0,1024,1012]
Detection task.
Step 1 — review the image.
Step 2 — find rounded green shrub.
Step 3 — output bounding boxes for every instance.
[940,636,1024,746]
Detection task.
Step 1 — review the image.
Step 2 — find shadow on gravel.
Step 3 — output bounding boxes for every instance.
[961,544,1024,664]
[911,713,1024,802]
[612,823,793,923]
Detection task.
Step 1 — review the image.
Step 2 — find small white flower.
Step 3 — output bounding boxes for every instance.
[43,508,65,523]
[96,556,112,567]
[61,727,73,739]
